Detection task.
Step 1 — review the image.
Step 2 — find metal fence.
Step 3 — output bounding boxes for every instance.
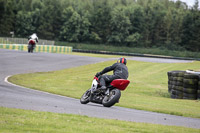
[0,37,55,45]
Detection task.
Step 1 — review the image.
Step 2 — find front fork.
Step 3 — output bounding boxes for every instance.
[105,89,110,96]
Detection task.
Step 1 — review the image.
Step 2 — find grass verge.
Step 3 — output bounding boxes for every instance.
[0,107,199,133]
[56,42,200,59]
[8,56,200,118]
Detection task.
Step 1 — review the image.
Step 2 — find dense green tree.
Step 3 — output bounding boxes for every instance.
[90,0,112,43]
[181,3,200,51]
[37,0,63,39]
[60,7,81,42]
[0,0,199,52]
[108,7,131,45]
[125,32,141,46]
[79,11,91,42]
[15,11,35,37]
[0,0,15,36]
[126,6,145,34]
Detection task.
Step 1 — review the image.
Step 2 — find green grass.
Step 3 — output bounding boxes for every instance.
[71,52,124,58]
[8,55,200,118]
[0,107,199,133]
[56,42,200,59]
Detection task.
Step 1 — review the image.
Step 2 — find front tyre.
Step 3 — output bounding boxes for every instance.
[80,89,91,104]
[102,89,121,107]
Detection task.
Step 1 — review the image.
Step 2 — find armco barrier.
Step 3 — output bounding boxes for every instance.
[73,49,200,61]
[0,44,72,54]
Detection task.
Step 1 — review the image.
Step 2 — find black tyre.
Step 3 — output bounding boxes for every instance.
[168,80,172,85]
[172,77,183,82]
[198,90,200,99]
[28,45,33,53]
[28,47,31,53]
[198,81,200,89]
[171,85,183,91]
[80,89,91,104]
[184,73,200,79]
[183,93,197,100]
[170,71,185,77]
[168,84,172,92]
[168,77,173,81]
[170,93,176,99]
[183,97,197,100]
[176,81,184,86]
[102,89,121,107]
[169,81,183,86]
[167,71,172,77]
[170,93,183,99]
[183,79,198,85]
[183,88,197,94]
[183,83,198,88]
[171,89,183,97]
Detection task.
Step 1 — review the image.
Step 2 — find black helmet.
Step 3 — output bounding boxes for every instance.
[117,57,127,65]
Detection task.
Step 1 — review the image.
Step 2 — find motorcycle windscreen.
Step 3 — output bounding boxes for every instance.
[110,79,130,90]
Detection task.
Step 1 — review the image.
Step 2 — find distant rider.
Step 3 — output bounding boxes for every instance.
[28,33,38,49]
[95,57,129,92]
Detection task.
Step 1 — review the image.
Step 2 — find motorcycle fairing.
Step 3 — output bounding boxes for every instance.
[29,39,36,45]
[110,79,130,90]
[91,78,98,91]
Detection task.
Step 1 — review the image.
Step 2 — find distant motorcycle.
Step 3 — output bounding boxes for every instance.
[28,39,36,53]
[80,76,130,107]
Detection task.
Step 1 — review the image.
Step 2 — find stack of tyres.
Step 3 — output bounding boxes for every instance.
[167,71,185,99]
[198,81,200,99]
[167,71,173,93]
[183,73,199,100]
[182,73,199,100]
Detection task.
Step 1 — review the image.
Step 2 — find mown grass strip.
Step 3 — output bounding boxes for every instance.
[56,42,200,59]
[0,107,199,133]
[8,58,200,118]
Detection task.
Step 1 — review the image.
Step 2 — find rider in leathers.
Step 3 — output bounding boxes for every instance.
[96,58,129,92]
[28,33,38,49]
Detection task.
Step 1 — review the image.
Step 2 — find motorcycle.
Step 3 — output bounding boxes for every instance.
[80,76,130,107]
[28,39,36,53]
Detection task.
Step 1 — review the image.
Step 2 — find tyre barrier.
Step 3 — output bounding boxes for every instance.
[167,71,184,93]
[0,44,72,54]
[168,70,200,100]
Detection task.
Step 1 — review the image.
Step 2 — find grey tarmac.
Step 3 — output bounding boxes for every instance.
[0,49,199,129]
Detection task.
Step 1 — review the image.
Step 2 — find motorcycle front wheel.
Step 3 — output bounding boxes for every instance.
[102,89,121,107]
[80,89,91,104]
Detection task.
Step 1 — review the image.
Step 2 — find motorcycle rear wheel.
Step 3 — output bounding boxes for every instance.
[80,89,91,104]
[28,45,33,53]
[102,89,121,107]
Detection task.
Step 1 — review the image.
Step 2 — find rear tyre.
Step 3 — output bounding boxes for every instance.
[28,45,33,53]
[80,89,91,104]
[102,89,121,107]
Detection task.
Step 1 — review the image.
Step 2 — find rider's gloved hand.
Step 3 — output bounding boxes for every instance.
[95,72,101,77]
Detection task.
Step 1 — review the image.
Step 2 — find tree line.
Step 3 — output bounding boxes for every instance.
[0,0,199,51]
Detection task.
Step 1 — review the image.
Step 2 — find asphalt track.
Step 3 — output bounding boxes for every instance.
[0,49,200,129]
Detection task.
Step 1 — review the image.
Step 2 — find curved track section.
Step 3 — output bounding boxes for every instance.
[0,49,199,129]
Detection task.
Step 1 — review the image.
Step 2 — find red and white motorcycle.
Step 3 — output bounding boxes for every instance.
[28,39,36,53]
[80,76,130,107]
